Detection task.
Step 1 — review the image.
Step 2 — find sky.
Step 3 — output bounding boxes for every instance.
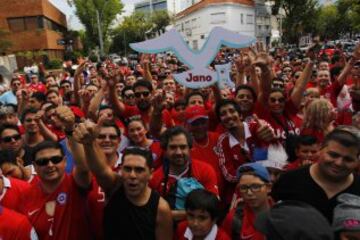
[51,0,333,30]
[50,0,145,30]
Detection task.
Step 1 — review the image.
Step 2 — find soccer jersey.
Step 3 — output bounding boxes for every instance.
[0,176,30,212]
[19,174,92,240]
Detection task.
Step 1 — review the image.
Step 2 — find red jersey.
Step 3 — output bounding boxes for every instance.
[318,80,342,107]
[27,83,46,93]
[0,206,38,240]
[149,159,219,197]
[19,174,92,240]
[0,176,30,212]
[191,132,224,195]
[176,221,230,240]
[255,100,302,142]
[122,105,174,129]
[222,205,265,240]
[87,179,106,240]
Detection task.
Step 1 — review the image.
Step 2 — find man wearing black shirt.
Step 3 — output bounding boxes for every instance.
[272,128,360,223]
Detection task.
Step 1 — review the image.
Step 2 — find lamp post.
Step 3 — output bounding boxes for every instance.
[95,0,109,57]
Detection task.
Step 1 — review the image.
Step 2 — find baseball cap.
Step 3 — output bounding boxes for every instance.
[333,193,360,232]
[184,105,208,124]
[236,162,271,183]
[255,201,334,240]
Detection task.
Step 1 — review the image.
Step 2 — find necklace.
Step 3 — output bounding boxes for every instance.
[193,135,210,148]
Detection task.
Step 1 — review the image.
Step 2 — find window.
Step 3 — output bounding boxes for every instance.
[201,35,205,39]
[7,18,25,32]
[210,12,226,24]
[246,14,254,24]
[25,17,39,30]
[240,14,244,24]
[193,40,198,50]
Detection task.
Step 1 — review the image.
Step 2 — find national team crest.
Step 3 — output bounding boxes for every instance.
[57,192,67,205]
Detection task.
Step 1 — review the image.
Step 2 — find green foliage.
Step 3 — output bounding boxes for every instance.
[273,0,320,44]
[89,54,99,63]
[70,0,123,53]
[317,4,340,39]
[46,59,62,69]
[110,10,171,55]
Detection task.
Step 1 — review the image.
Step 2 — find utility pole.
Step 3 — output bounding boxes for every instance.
[149,0,153,16]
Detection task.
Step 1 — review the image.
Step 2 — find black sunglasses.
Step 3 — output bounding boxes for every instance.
[134,91,150,98]
[34,156,63,166]
[124,94,135,99]
[270,97,285,103]
[1,134,21,143]
[97,134,119,140]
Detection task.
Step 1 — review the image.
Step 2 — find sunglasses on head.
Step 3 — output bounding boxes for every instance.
[34,156,63,166]
[1,134,21,143]
[134,91,150,98]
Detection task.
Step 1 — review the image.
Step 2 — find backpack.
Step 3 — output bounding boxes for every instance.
[232,204,244,240]
[162,159,204,210]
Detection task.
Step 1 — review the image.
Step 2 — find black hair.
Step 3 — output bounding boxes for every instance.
[215,99,241,121]
[30,92,46,103]
[32,141,65,160]
[174,99,186,109]
[185,189,220,220]
[101,121,121,137]
[133,80,153,92]
[235,85,257,100]
[322,128,360,156]
[122,147,153,168]
[20,108,38,123]
[0,124,20,138]
[121,86,134,97]
[160,126,193,150]
[0,149,18,166]
[185,91,204,106]
[126,115,146,128]
[296,135,318,148]
[46,89,59,98]
[60,80,72,86]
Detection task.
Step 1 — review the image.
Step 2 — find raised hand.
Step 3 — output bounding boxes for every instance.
[73,120,99,145]
[55,106,75,131]
[253,114,275,142]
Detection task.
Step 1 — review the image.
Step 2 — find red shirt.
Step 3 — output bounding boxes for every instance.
[191,132,224,195]
[122,105,174,129]
[0,206,37,240]
[27,83,46,93]
[222,205,265,240]
[149,159,219,197]
[87,179,105,240]
[255,100,302,142]
[318,80,342,107]
[19,174,92,240]
[0,176,30,212]
[176,221,230,240]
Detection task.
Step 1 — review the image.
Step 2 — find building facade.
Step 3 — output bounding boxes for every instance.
[254,0,271,44]
[0,0,67,67]
[134,0,168,13]
[175,0,256,50]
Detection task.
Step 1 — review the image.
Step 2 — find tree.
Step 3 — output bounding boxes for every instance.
[336,0,360,36]
[272,0,319,45]
[317,4,340,40]
[0,29,12,54]
[110,12,152,55]
[150,10,171,35]
[68,0,123,53]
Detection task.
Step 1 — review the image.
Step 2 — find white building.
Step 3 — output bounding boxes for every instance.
[174,0,256,50]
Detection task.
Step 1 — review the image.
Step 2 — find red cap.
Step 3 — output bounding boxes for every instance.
[184,105,208,124]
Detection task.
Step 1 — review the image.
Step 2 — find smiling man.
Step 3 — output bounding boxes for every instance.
[272,128,360,223]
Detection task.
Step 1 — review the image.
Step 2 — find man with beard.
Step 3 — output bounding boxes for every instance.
[110,80,173,129]
[234,85,257,123]
[215,99,274,205]
[272,128,360,223]
[150,127,219,221]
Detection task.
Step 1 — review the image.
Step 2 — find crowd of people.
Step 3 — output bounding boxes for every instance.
[0,40,359,240]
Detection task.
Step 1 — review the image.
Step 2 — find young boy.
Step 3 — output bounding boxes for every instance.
[285,135,319,171]
[176,189,230,240]
[222,163,272,240]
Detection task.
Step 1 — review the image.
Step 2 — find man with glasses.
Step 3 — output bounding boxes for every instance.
[222,162,271,240]
[0,77,21,105]
[110,79,173,129]
[0,124,25,159]
[19,140,92,240]
[121,86,136,106]
[272,128,360,223]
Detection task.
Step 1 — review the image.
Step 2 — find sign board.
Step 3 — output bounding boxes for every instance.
[130,27,256,89]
